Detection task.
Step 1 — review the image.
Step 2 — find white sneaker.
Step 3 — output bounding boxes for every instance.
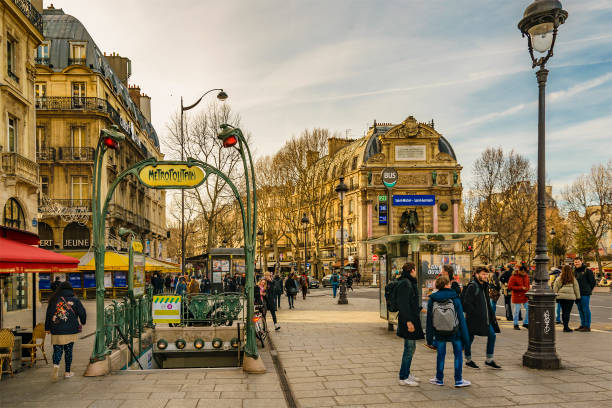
[274,323,281,331]
[51,365,59,382]
[408,374,420,382]
[399,378,419,386]
[429,378,444,386]
[64,372,74,379]
[455,379,471,388]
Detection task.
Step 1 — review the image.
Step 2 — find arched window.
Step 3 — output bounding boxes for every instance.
[63,222,90,249]
[3,198,25,230]
[38,222,54,249]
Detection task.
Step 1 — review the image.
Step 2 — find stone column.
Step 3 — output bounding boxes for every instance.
[367,201,373,239]
[432,202,438,233]
[452,200,459,233]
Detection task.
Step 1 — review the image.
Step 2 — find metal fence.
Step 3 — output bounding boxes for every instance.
[180,293,246,327]
[103,288,153,352]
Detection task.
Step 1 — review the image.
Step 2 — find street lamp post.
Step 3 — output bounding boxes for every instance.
[550,228,557,268]
[518,0,567,369]
[180,89,228,275]
[301,213,309,276]
[527,237,532,265]
[335,177,349,305]
[257,228,264,274]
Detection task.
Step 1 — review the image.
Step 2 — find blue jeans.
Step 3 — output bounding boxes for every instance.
[490,299,497,314]
[399,338,416,380]
[436,338,463,383]
[465,324,496,360]
[556,301,561,323]
[576,295,591,328]
[513,302,529,326]
[332,284,338,297]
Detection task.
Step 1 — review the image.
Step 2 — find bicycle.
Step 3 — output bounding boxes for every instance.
[253,304,268,348]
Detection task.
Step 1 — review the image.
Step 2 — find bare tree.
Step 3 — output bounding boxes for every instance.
[562,161,612,275]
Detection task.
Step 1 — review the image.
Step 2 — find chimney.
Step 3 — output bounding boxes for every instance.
[128,85,141,108]
[139,93,152,122]
[105,53,131,86]
[306,150,319,167]
[327,137,353,157]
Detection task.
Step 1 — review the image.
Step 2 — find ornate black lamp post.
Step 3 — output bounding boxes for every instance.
[527,237,532,264]
[518,0,567,369]
[257,228,264,274]
[335,177,349,305]
[301,213,309,275]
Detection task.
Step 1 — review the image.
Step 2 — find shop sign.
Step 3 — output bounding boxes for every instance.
[393,195,435,206]
[138,164,205,189]
[381,168,398,188]
[39,239,54,248]
[64,239,89,249]
[132,241,143,252]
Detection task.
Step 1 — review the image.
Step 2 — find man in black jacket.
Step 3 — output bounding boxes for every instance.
[573,257,596,332]
[499,265,513,320]
[463,266,501,370]
[395,262,424,386]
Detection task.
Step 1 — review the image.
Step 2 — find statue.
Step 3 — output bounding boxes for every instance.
[399,209,419,233]
[432,170,437,186]
[453,170,458,186]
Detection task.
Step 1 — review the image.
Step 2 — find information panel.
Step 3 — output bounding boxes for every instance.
[134,252,146,297]
[152,295,181,324]
[392,195,435,206]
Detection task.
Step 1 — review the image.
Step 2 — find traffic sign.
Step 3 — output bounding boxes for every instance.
[381,168,398,188]
[372,254,379,261]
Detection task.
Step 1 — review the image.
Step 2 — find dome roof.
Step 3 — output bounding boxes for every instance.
[438,136,456,160]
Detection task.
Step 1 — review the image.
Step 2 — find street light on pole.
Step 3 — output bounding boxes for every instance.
[518,0,567,369]
[180,89,228,275]
[301,213,309,276]
[335,177,349,305]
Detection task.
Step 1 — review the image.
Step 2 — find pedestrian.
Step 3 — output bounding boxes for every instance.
[273,274,283,308]
[573,257,596,332]
[285,273,298,309]
[488,266,501,315]
[45,281,86,381]
[462,266,502,370]
[299,273,309,300]
[331,270,340,298]
[426,276,471,387]
[261,272,281,330]
[346,274,354,291]
[508,265,530,330]
[356,271,361,286]
[164,275,172,293]
[553,265,581,332]
[50,277,61,293]
[175,277,187,296]
[171,275,177,292]
[549,268,562,324]
[395,262,424,386]
[499,265,513,321]
[442,264,461,295]
[200,275,211,294]
[187,276,199,294]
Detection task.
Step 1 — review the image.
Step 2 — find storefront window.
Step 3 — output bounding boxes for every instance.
[3,197,25,230]
[4,273,28,311]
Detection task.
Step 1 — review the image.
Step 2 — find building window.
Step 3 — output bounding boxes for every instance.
[36,42,50,64]
[71,126,86,148]
[35,83,46,99]
[36,126,47,153]
[3,198,25,229]
[40,175,49,196]
[351,156,358,170]
[72,82,86,107]
[71,176,89,201]
[69,43,86,65]
[6,39,17,82]
[7,115,17,152]
[348,199,354,214]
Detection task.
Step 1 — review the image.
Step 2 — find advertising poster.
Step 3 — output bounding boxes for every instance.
[68,273,81,288]
[115,271,127,287]
[104,272,113,288]
[212,259,230,272]
[234,259,245,274]
[38,274,51,290]
[212,271,222,283]
[134,253,146,296]
[83,272,96,288]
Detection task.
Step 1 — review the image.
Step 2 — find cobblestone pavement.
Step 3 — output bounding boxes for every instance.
[270,287,612,407]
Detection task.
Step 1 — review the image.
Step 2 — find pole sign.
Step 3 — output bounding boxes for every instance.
[392,195,435,206]
[378,197,388,225]
[152,295,181,324]
[381,168,398,188]
[372,254,379,261]
[138,163,206,189]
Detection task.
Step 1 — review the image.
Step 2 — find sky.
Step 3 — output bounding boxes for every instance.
[46,0,612,197]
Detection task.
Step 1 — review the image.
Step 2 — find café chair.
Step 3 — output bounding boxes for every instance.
[21,323,48,367]
[0,329,15,380]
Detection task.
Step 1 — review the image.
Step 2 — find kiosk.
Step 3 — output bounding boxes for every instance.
[368,232,495,330]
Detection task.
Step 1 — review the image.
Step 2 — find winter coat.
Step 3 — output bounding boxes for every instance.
[508,273,530,304]
[396,276,425,340]
[450,280,461,295]
[499,269,512,296]
[187,279,200,294]
[263,279,277,311]
[45,289,86,335]
[285,277,299,296]
[574,265,596,297]
[331,273,340,286]
[553,277,581,301]
[488,273,502,302]
[426,288,469,345]
[175,282,187,296]
[462,279,500,337]
[272,277,283,295]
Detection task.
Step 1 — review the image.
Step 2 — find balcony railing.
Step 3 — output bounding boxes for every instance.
[51,199,92,210]
[11,0,43,33]
[35,57,49,65]
[58,147,94,161]
[68,58,86,66]
[1,152,38,186]
[36,148,55,162]
[36,97,132,137]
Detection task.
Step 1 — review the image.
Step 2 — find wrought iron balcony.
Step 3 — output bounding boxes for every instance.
[58,147,94,161]
[11,0,43,33]
[8,70,19,83]
[35,57,50,65]
[52,199,92,210]
[36,148,56,162]
[1,152,38,186]
[68,58,86,66]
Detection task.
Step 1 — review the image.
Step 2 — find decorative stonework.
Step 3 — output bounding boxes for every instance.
[367,153,385,163]
[398,174,428,186]
[438,173,449,185]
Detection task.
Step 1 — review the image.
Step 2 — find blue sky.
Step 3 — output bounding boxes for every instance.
[48,0,612,196]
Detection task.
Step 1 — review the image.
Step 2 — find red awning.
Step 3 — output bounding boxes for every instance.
[0,237,79,273]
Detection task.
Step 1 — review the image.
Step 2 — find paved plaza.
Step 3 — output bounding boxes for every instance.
[1,288,612,407]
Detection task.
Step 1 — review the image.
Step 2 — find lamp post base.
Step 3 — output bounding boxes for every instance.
[523,352,561,369]
[338,281,348,305]
[243,355,266,373]
[522,288,561,370]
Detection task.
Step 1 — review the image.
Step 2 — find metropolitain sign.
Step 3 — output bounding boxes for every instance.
[138,164,206,189]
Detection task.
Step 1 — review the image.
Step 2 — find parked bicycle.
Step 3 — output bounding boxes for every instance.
[253,304,267,348]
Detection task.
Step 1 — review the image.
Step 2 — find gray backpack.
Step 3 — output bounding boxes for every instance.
[432,299,459,336]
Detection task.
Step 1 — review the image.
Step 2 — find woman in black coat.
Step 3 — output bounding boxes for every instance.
[45,281,86,381]
[285,273,298,309]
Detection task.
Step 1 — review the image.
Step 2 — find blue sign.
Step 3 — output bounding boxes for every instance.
[114,271,127,288]
[69,273,82,288]
[38,273,51,290]
[32,218,37,227]
[393,195,435,206]
[378,202,388,225]
[83,272,96,288]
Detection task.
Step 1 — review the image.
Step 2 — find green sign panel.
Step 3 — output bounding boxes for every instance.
[378,195,387,201]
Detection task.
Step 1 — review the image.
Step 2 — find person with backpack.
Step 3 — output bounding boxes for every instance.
[462,266,502,370]
[508,265,530,330]
[426,276,471,387]
[499,265,513,321]
[395,263,424,386]
[285,273,299,308]
[45,281,86,381]
[330,271,340,298]
[553,265,581,332]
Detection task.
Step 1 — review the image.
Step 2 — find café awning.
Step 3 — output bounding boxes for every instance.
[77,251,129,271]
[0,237,79,273]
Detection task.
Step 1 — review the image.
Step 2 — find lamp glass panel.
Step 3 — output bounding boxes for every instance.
[338,191,345,201]
[528,22,554,53]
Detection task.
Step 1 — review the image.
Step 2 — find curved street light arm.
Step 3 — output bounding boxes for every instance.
[182,88,225,112]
